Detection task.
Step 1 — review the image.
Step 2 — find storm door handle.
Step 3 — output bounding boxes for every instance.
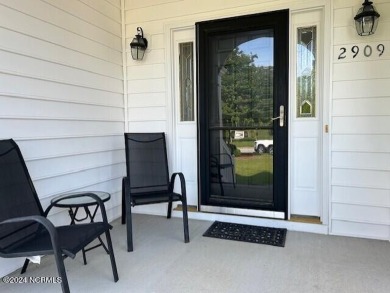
[271,105,285,127]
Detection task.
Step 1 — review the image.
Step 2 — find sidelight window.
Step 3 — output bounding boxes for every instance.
[179,42,194,121]
[296,26,317,118]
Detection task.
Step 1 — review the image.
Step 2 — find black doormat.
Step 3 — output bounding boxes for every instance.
[203,221,287,247]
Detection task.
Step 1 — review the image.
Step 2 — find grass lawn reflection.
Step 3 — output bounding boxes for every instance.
[235,154,273,185]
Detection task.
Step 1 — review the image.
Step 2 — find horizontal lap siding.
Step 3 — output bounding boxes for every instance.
[0,0,124,227]
[126,33,166,132]
[0,0,124,277]
[124,0,291,133]
[331,0,390,240]
[124,0,390,240]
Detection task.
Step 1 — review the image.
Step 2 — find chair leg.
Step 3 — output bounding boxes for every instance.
[126,204,134,252]
[121,178,126,224]
[167,200,173,219]
[20,258,30,274]
[104,230,119,282]
[217,166,225,197]
[53,249,70,293]
[231,167,236,189]
[82,248,87,265]
[182,198,190,243]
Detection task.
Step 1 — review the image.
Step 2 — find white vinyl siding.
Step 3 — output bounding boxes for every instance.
[331,0,390,240]
[0,0,123,246]
[123,0,302,133]
[123,0,390,240]
[0,0,124,276]
[0,0,389,277]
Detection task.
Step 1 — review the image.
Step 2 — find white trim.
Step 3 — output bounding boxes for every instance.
[324,0,333,230]
[120,0,128,132]
[163,1,332,226]
[330,231,390,242]
[164,24,196,172]
[170,210,329,235]
[288,4,331,224]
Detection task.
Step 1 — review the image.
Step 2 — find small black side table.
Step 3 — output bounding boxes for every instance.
[51,191,111,265]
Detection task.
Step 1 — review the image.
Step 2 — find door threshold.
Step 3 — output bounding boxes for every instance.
[175,204,284,219]
[174,206,322,224]
[290,214,322,224]
[174,204,198,212]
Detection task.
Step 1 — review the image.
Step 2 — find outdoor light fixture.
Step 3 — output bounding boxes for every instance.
[130,27,148,60]
[354,0,380,36]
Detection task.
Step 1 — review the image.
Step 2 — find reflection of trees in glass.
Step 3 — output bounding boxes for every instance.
[297,72,315,115]
[221,48,273,128]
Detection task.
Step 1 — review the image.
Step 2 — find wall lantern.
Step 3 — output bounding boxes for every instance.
[130,27,148,60]
[354,0,380,36]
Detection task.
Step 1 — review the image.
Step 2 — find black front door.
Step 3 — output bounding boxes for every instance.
[196,10,289,217]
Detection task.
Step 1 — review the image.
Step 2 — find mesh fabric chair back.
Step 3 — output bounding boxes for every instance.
[0,139,43,251]
[0,139,119,293]
[122,132,190,251]
[125,133,170,195]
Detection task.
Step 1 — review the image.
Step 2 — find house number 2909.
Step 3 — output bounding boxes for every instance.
[338,44,385,59]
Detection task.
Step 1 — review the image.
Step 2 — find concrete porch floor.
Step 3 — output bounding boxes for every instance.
[1,214,389,293]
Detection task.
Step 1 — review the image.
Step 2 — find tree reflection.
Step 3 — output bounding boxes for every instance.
[220,47,273,128]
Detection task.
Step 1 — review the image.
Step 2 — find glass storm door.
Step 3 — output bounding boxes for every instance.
[196,10,289,217]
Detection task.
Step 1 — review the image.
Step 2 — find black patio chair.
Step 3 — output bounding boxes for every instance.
[121,133,189,252]
[0,139,119,293]
[210,153,236,197]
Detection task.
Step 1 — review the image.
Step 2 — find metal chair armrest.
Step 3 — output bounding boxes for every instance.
[169,172,187,197]
[0,215,68,257]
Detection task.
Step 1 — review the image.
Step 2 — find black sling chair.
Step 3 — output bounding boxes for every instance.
[121,133,189,252]
[0,139,119,293]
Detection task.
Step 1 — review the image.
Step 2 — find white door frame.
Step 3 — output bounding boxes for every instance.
[165,24,198,207]
[164,2,331,224]
[288,6,331,225]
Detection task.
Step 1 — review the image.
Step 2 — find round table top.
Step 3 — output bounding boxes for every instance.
[51,191,111,208]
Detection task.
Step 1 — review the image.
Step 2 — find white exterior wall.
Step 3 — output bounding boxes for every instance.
[331,0,390,240]
[0,0,124,275]
[124,0,390,240]
[124,0,330,214]
[0,0,389,278]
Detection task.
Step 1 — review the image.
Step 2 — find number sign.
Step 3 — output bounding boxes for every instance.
[337,43,385,61]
